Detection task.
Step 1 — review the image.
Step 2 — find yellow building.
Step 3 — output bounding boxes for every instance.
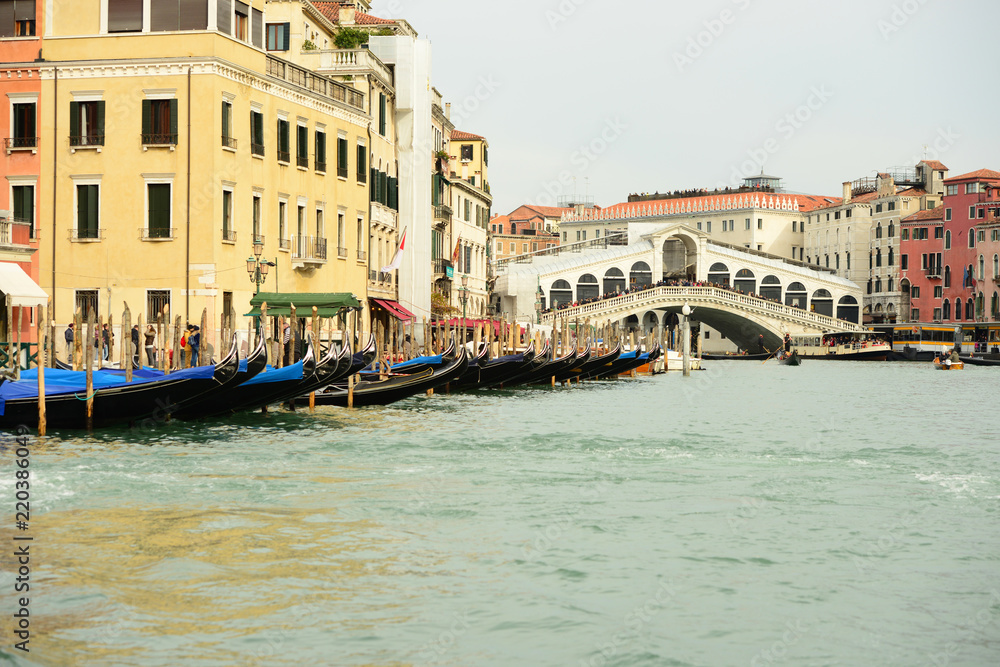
[36,0,393,354]
[447,129,492,318]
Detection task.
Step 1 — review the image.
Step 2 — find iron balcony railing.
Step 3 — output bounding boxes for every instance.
[222,135,238,149]
[141,227,176,240]
[434,204,452,223]
[251,142,265,157]
[70,134,105,147]
[293,236,328,262]
[357,250,366,261]
[297,154,309,168]
[277,149,291,163]
[141,133,177,146]
[337,245,348,258]
[70,228,104,241]
[266,56,365,112]
[315,160,327,173]
[5,136,38,150]
[222,229,237,243]
[279,237,290,250]
[433,259,452,276]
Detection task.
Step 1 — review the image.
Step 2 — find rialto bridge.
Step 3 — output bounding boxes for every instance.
[494,223,866,351]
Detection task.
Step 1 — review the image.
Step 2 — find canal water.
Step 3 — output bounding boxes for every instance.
[2,361,999,666]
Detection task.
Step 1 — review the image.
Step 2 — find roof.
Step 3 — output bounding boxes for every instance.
[451,130,486,142]
[0,262,48,307]
[944,169,1000,183]
[920,160,949,171]
[311,2,396,26]
[491,214,510,226]
[896,187,927,197]
[247,292,362,317]
[508,205,574,220]
[902,208,945,223]
[565,192,836,221]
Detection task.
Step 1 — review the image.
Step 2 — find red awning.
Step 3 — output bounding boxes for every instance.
[372,298,415,322]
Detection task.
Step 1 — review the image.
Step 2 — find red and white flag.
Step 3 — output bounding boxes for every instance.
[381,228,406,273]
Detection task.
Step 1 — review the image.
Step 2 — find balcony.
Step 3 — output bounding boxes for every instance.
[434,204,452,225]
[222,229,237,244]
[315,160,326,173]
[266,55,365,112]
[433,258,453,278]
[993,276,1000,285]
[279,237,290,251]
[70,228,104,242]
[924,265,942,279]
[277,149,290,163]
[337,245,348,258]
[141,133,177,148]
[70,134,105,151]
[5,136,38,153]
[292,235,328,265]
[222,135,238,150]
[0,219,33,248]
[306,48,394,89]
[251,143,265,157]
[357,249,367,261]
[140,227,176,241]
[297,154,309,169]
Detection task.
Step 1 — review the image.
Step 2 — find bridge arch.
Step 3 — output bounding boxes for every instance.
[550,279,572,308]
[577,273,599,301]
[837,295,859,323]
[661,231,699,280]
[603,267,626,295]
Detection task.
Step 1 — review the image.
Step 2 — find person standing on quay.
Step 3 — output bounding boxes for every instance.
[144,325,157,366]
[64,322,74,358]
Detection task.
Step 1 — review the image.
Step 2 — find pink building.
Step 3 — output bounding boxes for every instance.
[900,208,944,322]
[941,169,1000,322]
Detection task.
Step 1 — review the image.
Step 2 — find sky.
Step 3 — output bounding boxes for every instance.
[377,0,1000,216]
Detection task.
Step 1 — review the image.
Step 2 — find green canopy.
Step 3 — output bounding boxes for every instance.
[246,292,362,318]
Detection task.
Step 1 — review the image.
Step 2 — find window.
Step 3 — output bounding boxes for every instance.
[911,286,920,299]
[11,184,33,237]
[252,193,261,241]
[296,123,308,168]
[706,221,711,233]
[970,206,977,219]
[875,278,882,293]
[792,221,797,232]
[234,1,249,41]
[357,143,366,182]
[378,93,387,136]
[465,199,471,221]
[980,255,985,281]
[946,185,958,196]
[142,99,178,145]
[934,226,943,239]
[147,290,170,322]
[0,0,35,36]
[911,308,920,321]
[847,252,851,269]
[945,265,951,288]
[697,222,702,231]
[267,23,290,50]
[846,209,852,218]
[69,101,105,147]
[522,243,528,253]
[979,230,986,243]
[969,229,976,248]
[315,131,326,172]
[75,183,100,239]
[278,200,288,249]
[966,183,980,195]
[888,222,895,237]
[75,290,99,321]
[934,286,942,299]
[296,204,305,238]
[276,118,290,162]
[933,308,942,321]
[510,242,515,253]
[876,249,882,267]
[460,144,473,161]
[834,211,841,220]
[337,211,345,255]
[150,0,209,31]
[222,189,235,242]
[9,101,36,149]
[876,223,882,239]
[757,218,763,230]
[337,135,348,178]
[888,247,894,266]
[108,0,143,33]
[902,229,909,240]
[146,183,172,239]
[888,202,895,211]
[221,100,235,149]
[945,230,951,249]
[944,208,952,221]
[250,110,264,156]
[901,254,907,271]
[876,203,883,213]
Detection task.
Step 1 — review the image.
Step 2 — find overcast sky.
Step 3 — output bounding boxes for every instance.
[383,0,1000,215]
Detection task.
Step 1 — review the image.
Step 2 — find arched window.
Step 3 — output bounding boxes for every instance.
[888,247,894,266]
[837,295,860,323]
[550,280,573,308]
[876,222,882,239]
[576,273,599,301]
[956,298,963,320]
[629,261,652,288]
[977,292,985,319]
[876,248,882,267]
[967,298,975,320]
[785,282,807,309]
[992,291,999,320]
[875,278,882,293]
[980,255,985,281]
[707,262,730,287]
[944,265,951,288]
[945,230,951,249]
[760,275,781,301]
[811,289,833,316]
[969,229,976,248]
[888,222,895,237]
[994,254,999,279]
[734,269,756,294]
[603,267,626,295]
[888,277,894,292]
[943,299,951,320]
[847,252,851,270]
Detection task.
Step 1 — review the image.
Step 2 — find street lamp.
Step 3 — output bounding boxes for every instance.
[247,243,275,295]
[459,273,469,344]
[535,279,543,325]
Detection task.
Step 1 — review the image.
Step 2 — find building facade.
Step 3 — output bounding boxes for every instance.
[447,129,491,319]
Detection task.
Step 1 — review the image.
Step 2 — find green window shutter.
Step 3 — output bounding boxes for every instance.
[169,99,178,140]
[432,174,440,206]
[379,93,386,135]
[69,101,80,139]
[96,101,105,136]
[370,168,376,201]
[221,101,229,138]
[77,185,87,233]
[141,99,151,137]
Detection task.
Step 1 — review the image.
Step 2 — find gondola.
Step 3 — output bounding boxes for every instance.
[379,341,456,376]
[546,342,592,384]
[959,355,1000,367]
[290,340,356,401]
[346,334,378,376]
[0,338,241,429]
[474,342,538,389]
[313,346,469,407]
[701,352,772,361]
[778,350,801,366]
[574,342,623,380]
[508,347,578,387]
[488,341,551,388]
[591,346,643,379]
[173,333,269,419]
[189,340,317,419]
[452,343,490,389]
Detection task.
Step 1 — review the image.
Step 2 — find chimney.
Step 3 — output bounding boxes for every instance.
[842,182,852,203]
[445,103,451,120]
[340,5,356,25]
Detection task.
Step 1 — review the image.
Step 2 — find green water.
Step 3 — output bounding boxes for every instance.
[1,362,998,666]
